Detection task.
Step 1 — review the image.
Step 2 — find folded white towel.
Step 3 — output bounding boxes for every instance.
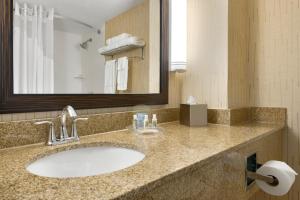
[98,46,110,53]
[106,33,132,45]
[117,36,145,47]
[98,37,145,55]
[104,60,117,94]
[117,57,129,91]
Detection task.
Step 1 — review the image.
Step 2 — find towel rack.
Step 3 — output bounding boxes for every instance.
[100,42,145,60]
[109,47,144,60]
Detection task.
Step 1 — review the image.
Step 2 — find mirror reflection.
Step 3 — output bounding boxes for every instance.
[13,0,160,94]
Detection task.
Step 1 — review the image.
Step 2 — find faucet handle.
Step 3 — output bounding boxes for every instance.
[34,121,54,126]
[74,117,88,122]
[34,121,57,146]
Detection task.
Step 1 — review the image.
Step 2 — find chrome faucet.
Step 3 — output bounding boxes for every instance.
[60,105,88,142]
[35,105,88,146]
[60,105,78,141]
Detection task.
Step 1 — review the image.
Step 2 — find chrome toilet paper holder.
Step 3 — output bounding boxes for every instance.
[246,153,279,189]
[247,170,279,186]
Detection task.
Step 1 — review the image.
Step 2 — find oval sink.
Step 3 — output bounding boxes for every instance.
[26,146,145,178]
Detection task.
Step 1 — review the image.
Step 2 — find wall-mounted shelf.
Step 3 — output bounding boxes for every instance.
[100,43,145,56]
[98,39,146,60]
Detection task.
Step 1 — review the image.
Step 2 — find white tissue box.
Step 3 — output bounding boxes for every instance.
[180,104,208,127]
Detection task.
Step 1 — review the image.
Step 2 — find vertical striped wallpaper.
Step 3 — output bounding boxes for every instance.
[249,0,300,199]
[228,0,251,109]
[182,0,229,108]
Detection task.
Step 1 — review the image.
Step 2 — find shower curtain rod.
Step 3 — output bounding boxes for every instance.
[54,14,101,34]
[14,7,101,34]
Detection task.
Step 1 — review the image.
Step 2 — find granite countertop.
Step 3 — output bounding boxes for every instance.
[0,122,285,200]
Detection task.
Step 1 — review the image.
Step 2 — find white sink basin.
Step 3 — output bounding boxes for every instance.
[26,146,145,178]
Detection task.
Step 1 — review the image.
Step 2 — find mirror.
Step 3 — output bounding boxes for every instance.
[13,0,160,94]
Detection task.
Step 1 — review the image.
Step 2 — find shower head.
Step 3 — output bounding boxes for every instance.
[80,38,92,50]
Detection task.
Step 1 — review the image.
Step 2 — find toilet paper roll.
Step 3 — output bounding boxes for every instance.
[256,161,298,196]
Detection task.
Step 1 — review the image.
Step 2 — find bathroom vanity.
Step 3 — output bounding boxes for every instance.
[0,0,292,199]
[0,121,284,200]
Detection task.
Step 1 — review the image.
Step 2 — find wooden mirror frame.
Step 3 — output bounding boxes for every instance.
[0,0,169,113]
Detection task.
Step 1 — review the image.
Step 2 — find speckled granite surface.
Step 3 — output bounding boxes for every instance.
[0,121,284,200]
[230,108,251,125]
[137,128,282,200]
[207,109,231,125]
[0,108,179,149]
[208,107,286,125]
[0,107,287,149]
[251,107,287,124]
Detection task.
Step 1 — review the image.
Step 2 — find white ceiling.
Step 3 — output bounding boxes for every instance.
[15,0,144,33]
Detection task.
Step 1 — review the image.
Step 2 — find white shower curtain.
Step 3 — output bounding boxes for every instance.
[13,3,54,94]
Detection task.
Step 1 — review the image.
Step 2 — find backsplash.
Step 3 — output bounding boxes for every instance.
[0,105,170,122]
[0,108,179,149]
[208,107,287,125]
[0,107,287,149]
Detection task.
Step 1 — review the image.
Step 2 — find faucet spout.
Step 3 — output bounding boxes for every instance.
[60,105,78,140]
[63,105,78,118]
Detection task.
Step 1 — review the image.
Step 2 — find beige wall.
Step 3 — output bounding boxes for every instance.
[228,0,250,109]
[182,0,229,108]
[249,0,300,199]
[183,0,250,109]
